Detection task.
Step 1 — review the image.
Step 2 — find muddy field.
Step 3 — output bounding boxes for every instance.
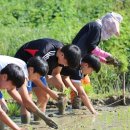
[5,104,130,130]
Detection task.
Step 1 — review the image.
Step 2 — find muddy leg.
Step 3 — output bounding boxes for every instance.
[33,87,49,121]
[21,114,31,124]
[57,93,67,115]
[72,96,81,109]
[20,92,32,124]
[0,121,5,130]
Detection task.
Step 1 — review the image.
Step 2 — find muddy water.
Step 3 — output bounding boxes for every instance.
[6,105,130,130]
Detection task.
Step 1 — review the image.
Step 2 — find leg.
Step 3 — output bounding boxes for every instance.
[18,80,58,129]
[33,87,49,121]
[32,76,49,121]
[33,87,50,113]
[20,92,32,124]
[32,76,50,113]
[32,76,59,100]
[72,81,97,114]
[0,120,5,130]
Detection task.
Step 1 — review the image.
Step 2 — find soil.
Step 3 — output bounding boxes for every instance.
[5,96,130,130]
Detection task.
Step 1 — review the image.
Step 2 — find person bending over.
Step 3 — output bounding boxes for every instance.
[0,55,58,129]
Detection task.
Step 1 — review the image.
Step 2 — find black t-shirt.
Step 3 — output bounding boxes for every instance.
[15,38,64,74]
[72,21,101,57]
[61,66,82,80]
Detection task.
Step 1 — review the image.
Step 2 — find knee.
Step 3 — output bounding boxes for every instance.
[53,82,63,91]
[78,89,86,97]
[43,93,50,101]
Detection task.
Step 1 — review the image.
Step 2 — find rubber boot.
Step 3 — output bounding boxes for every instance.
[0,121,5,130]
[21,114,31,124]
[72,96,81,109]
[57,93,67,115]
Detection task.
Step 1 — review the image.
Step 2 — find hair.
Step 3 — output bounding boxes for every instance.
[27,56,49,76]
[61,44,81,68]
[0,64,25,88]
[82,54,101,73]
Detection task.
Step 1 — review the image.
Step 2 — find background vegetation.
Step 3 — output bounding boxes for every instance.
[0,0,130,94]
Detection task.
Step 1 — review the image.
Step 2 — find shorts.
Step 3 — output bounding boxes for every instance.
[0,91,3,99]
[61,67,82,83]
[27,76,48,92]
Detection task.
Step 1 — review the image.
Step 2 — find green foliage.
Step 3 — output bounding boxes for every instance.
[7,102,20,117]
[91,64,122,94]
[2,90,11,100]
[83,84,93,94]
[63,88,71,96]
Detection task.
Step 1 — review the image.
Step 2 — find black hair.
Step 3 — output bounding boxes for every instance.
[27,56,49,76]
[82,54,101,73]
[61,44,81,68]
[0,64,25,88]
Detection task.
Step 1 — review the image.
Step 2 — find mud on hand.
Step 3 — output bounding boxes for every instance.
[43,116,58,129]
[34,110,58,129]
[106,56,120,67]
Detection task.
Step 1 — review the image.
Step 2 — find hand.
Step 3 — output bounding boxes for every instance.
[92,110,99,116]
[34,110,58,129]
[59,84,66,92]
[63,86,68,93]
[73,89,78,96]
[43,116,58,129]
[106,56,120,67]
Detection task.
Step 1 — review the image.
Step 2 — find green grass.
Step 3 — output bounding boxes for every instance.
[7,102,20,117]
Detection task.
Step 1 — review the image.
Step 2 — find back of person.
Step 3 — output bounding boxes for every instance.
[15,38,63,62]
[72,22,101,57]
[15,38,64,74]
[0,55,28,78]
[72,12,123,65]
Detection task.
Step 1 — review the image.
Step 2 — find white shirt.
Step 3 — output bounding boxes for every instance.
[0,55,28,78]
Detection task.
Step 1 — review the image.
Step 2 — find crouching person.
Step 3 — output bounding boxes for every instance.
[0,63,26,130]
[14,38,81,116]
[0,55,58,130]
[61,54,101,115]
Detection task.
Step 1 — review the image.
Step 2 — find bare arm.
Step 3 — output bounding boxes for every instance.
[51,66,66,91]
[7,88,23,105]
[32,79,58,100]
[72,81,97,115]
[62,76,78,95]
[18,79,40,113]
[18,80,58,129]
[0,106,21,130]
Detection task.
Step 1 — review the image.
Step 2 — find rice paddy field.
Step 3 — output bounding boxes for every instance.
[5,105,130,130]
